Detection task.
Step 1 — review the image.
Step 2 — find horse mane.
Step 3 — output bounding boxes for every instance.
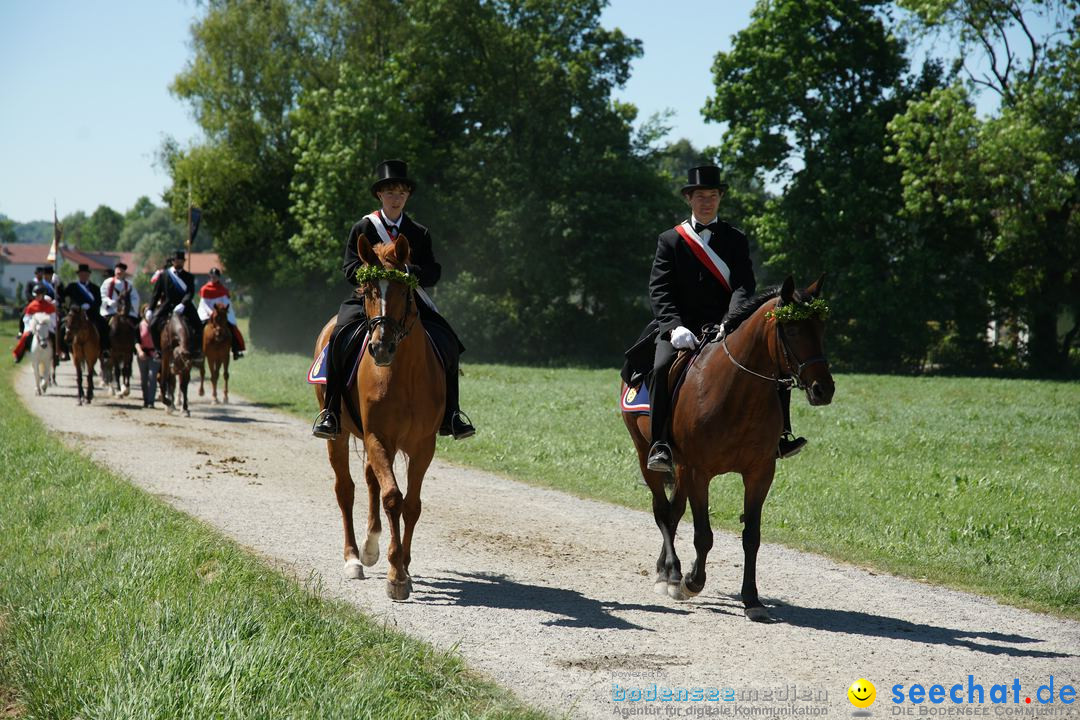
[723,287,780,333]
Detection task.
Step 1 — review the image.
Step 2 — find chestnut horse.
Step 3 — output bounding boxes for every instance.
[199,304,231,404]
[623,275,835,622]
[160,313,195,416]
[107,291,137,398]
[313,232,445,601]
[64,306,100,405]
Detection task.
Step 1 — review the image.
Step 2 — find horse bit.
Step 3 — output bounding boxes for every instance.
[706,309,828,391]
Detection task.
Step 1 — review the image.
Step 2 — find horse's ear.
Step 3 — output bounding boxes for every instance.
[805,273,826,298]
[357,233,379,266]
[392,233,411,267]
[780,275,795,304]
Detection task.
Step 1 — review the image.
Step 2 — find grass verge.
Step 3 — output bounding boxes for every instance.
[228,344,1080,619]
[0,320,547,720]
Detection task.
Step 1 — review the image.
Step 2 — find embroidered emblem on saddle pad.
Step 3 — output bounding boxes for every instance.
[619,349,700,415]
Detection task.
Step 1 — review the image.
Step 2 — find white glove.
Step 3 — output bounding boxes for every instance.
[670,325,699,350]
[81,303,90,310]
[173,304,185,314]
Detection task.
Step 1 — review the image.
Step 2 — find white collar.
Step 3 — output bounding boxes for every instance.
[691,214,718,228]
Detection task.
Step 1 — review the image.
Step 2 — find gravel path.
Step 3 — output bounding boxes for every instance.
[17,362,1080,718]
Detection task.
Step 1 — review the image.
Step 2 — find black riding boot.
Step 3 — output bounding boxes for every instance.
[646,341,676,473]
[312,326,347,439]
[777,386,807,458]
[438,359,475,439]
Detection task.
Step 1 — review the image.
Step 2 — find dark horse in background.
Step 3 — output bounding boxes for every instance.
[160,313,195,417]
[623,275,835,622]
[64,306,100,406]
[313,231,445,601]
[107,290,137,398]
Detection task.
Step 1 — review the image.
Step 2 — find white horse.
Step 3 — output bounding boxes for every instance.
[29,312,55,395]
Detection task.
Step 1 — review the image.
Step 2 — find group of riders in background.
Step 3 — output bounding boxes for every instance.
[11,252,246,406]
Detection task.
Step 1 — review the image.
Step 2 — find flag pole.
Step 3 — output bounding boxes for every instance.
[186,185,192,272]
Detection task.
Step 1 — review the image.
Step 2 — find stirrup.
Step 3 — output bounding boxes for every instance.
[312,409,340,439]
[448,410,476,440]
[646,442,673,474]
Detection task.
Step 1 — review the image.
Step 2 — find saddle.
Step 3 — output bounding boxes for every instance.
[620,350,697,415]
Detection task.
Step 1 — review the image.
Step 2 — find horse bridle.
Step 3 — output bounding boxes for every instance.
[361,277,417,347]
[711,300,829,391]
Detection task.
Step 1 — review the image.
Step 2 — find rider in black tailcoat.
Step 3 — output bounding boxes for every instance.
[149,250,202,358]
[62,263,110,357]
[311,159,475,441]
[621,165,805,473]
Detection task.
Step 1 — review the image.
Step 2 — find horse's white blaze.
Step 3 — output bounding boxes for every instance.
[378,280,389,319]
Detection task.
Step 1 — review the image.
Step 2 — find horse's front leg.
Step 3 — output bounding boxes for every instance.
[365,434,409,601]
[740,463,776,622]
[222,357,229,404]
[86,360,94,404]
[198,358,206,398]
[327,433,363,578]
[644,465,686,598]
[180,373,190,417]
[672,468,713,601]
[401,437,435,579]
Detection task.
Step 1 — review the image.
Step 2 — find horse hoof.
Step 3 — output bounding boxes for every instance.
[361,533,381,567]
[386,578,412,601]
[211,397,218,405]
[677,576,701,600]
[667,582,692,602]
[184,410,191,418]
[343,558,364,580]
[198,388,204,397]
[745,606,775,623]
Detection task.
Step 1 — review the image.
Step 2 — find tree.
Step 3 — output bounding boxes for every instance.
[81,205,125,251]
[60,211,89,250]
[893,0,1080,373]
[704,0,948,371]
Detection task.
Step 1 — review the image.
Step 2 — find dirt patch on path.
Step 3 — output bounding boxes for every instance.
[17,364,1080,717]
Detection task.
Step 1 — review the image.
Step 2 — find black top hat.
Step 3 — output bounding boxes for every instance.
[114,260,128,270]
[43,264,54,274]
[208,267,222,277]
[77,263,91,273]
[34,266,43,274]
[681,165,730,195]
[370,159,416,198]
[173,250,186,260]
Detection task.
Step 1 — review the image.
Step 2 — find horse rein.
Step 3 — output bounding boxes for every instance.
[709,303,828,391]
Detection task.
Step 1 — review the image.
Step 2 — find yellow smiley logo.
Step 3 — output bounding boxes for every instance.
[625,387,637,403]
[848,678,876,708]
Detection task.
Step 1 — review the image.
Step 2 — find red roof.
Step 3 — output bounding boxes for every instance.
[0,243,223,276]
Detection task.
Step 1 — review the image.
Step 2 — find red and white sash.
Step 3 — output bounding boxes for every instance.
[673,221,732,293]
[365,211,400,245]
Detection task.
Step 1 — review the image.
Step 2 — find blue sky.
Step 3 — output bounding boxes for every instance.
[0,0,760,224]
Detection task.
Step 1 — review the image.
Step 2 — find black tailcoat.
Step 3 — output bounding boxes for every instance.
[622,219,756,383]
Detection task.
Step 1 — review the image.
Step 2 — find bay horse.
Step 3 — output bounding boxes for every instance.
[28,312,54,395]
[107,291,137,398]
[199,303,231,404]
[160,313,195,416]
[622,275,835,622]
[313,232,445,601]
[64,306,100,405]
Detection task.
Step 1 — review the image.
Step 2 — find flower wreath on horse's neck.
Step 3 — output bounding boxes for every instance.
[765,298,830,323]
[355,265,419,289]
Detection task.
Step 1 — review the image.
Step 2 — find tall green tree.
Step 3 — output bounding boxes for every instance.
[704,0,938,371]
[81,205,125,251]
[892,0,1079,374]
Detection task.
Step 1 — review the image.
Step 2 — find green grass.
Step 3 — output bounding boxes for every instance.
[0,320,547,720]
[229,344,1080,619]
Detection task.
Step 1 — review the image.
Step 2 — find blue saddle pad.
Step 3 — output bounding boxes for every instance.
[620,381,651,414]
